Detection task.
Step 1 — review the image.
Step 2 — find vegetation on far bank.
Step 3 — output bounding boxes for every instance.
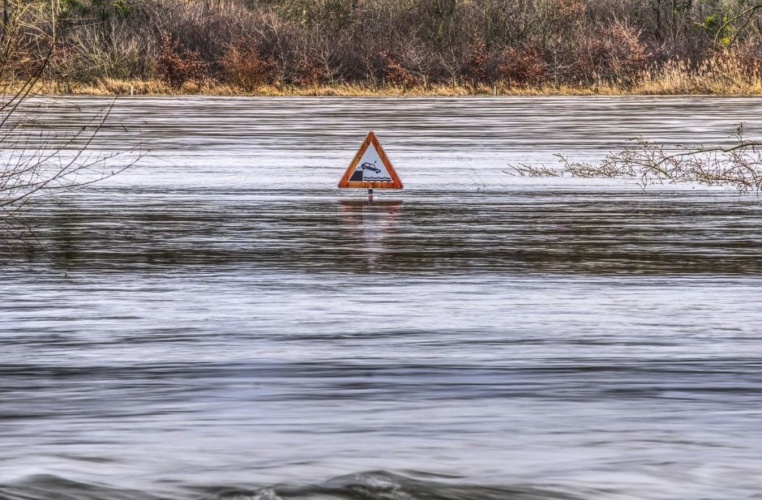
[4,0,762,96]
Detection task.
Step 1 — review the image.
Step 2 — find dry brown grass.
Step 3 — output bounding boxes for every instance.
[22,68,762,97]
[634,54,762,95]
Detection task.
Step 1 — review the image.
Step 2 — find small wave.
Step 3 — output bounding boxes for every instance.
[209,489,282,500]
[1,471,582,500]
[0,475,163,500]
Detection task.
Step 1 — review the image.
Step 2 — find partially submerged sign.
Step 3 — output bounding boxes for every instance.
[338,131,403,190]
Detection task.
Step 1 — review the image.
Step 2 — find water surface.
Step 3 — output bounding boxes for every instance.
[1,97,762,500]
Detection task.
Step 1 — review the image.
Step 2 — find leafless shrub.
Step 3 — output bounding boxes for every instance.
[1,0,141,224]
[0,0,51,83]
[464,41,490,84]
[156,31,208,88]
[1,99,138,217]
[506,164,564,177]
[220,38,274,90]
[497,46,547,86]
[380,51,421,88]
[51,21,147,82]
[510,125,762,193]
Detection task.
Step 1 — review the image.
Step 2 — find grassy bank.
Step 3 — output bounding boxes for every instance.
[34,64,762,97]
[31,80,762,97]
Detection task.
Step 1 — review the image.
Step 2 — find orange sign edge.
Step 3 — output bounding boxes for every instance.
[337,131,404,189]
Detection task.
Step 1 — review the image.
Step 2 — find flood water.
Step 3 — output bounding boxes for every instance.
[1,97,762,500]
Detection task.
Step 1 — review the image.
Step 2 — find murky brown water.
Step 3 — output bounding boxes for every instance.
[1,97,761,500]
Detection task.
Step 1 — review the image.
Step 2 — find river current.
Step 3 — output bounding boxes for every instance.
[1,97,761,500]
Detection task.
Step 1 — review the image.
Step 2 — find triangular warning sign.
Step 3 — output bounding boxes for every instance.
[338,131,403,189]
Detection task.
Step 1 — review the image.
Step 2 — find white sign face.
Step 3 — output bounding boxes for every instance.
[347,143,394,183]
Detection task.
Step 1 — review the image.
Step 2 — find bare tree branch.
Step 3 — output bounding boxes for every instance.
[713,3,762,47]
[508,124,762,194]
[1,0,140,225]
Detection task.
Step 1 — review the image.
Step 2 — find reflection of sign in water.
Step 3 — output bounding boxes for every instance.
[339,200,403,272]
[338,131,403,189]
